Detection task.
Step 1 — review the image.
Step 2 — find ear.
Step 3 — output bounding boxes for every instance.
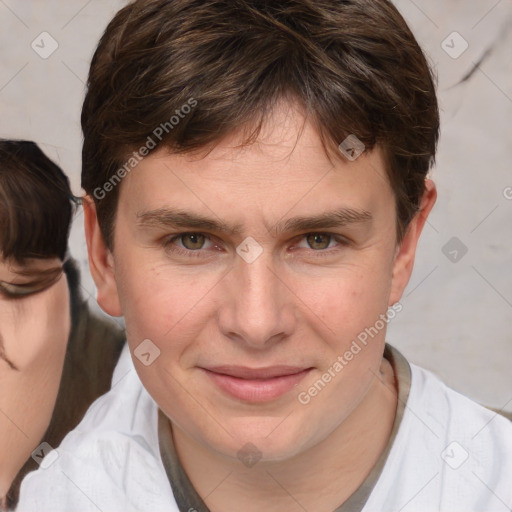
[83,195,122,317]
[389,179,437,305]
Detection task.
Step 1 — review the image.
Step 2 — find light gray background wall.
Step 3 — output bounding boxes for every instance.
[0,1,511,410]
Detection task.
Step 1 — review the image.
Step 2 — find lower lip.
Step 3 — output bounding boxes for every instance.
[201,368,312,403]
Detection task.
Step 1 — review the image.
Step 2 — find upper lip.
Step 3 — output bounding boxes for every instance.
[202,365,311,379]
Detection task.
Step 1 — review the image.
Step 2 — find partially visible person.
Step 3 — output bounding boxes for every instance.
[0,140,125,511]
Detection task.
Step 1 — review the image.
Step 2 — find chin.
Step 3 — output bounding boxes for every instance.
[206,415,315,463]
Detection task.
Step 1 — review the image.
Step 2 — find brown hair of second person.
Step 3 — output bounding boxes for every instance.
[0,140,72,262]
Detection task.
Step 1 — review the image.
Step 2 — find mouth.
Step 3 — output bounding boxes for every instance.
[200,365,313,403]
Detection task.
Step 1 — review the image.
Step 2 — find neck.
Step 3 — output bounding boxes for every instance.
[0,434,23,507]
[171,358,398,512]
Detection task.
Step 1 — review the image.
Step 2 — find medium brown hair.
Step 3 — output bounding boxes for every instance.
[82,0,439,248]
[0,140,73,262]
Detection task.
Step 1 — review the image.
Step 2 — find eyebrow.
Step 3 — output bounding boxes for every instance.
[136,206,372,236]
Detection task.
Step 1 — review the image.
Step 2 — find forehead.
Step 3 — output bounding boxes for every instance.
[118,101,394,228]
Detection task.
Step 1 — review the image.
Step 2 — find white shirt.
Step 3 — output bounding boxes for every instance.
[16,343,512,512]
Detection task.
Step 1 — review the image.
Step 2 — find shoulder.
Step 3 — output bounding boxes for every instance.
[365,356,512,511]
[409,362,512,448]
[416,364,512,506]
[16,345,176,512]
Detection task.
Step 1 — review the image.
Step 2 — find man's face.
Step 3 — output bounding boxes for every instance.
[93,101,428,461]
[0,257,69,493]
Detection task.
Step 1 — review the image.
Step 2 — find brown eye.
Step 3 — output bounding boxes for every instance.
[181,233,206,250]
[306,234,332,250]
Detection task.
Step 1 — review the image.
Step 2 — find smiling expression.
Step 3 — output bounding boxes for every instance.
[87,100,433,462]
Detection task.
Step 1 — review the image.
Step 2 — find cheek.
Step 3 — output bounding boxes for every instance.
[0,278,70,369]
[0,279,70,468]
[116,254,219,347]
[297,258,394,340]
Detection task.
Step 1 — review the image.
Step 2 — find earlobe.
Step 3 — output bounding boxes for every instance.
[83,195,123,317]
[389,179,437,305]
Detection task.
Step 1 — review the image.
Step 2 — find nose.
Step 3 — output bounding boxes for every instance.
[217,249,296,349]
